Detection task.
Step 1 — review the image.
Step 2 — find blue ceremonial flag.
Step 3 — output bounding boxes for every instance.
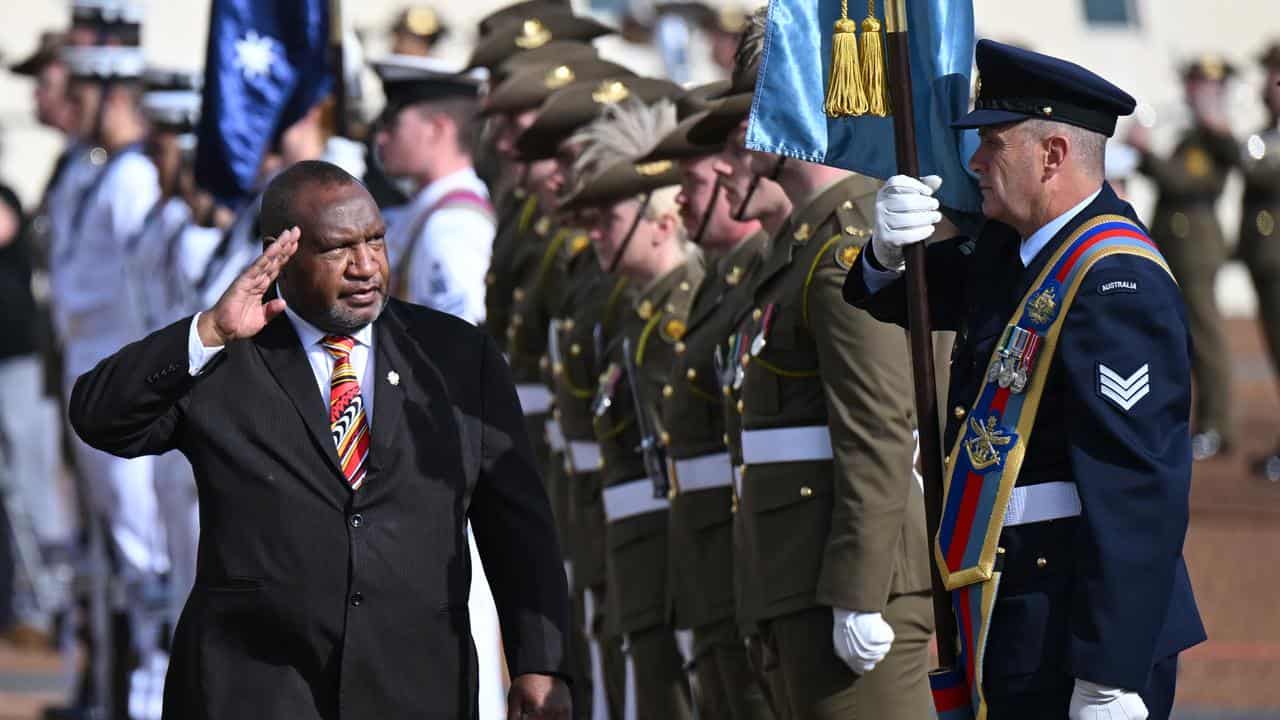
[746,0,980,212]
[196,0,332,205]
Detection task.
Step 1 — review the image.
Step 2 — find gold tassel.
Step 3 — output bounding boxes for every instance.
[860,0,891,117]
[824,0,868,118]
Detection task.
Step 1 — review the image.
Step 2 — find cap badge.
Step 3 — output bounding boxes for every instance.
[634,160,673,177]
[544,64,576,89]
[591,80,631,104]
[515,19,552,49]
[405,8,439,36]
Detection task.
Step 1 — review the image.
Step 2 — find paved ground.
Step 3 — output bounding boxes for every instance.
[2,318,1279,718]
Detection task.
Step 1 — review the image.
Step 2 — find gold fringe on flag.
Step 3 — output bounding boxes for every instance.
[860,0,891,116]
[824,0,868,117]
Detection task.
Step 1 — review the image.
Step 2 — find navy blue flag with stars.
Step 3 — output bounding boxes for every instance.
[196,0,332,206]
[746,0,981,212]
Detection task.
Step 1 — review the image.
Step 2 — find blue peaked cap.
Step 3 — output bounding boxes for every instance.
[953,39,1136,137]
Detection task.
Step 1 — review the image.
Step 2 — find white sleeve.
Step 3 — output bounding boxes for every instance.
[187,313,226,375]
[109,155,161,248]
[409,207,496,325]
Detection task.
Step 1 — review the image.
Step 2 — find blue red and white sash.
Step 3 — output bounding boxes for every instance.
[930,214,1174,720]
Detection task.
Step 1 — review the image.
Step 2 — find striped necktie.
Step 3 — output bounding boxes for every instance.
[321,335,370,490]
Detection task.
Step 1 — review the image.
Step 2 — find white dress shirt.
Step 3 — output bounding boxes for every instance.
[187,298,377,426]
[862,187,1103,293]
[388,166,494,325]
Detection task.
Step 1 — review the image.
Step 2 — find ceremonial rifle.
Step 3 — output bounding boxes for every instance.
[620,337,670,499]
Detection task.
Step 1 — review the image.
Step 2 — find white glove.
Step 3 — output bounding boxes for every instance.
[1069,679,1149,720]
[832,608,894,675]
[870,175,944,272]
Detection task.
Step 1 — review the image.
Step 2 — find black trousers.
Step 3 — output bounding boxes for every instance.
[986,655,1178,720]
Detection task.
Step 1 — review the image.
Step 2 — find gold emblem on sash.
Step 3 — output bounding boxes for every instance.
[964,416,1013,471]
[1028,286,1058,325]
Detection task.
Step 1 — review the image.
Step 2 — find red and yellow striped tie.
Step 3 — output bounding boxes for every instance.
[322,335,370,490]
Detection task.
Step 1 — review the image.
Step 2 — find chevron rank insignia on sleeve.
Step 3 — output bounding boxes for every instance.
[1097,363,1150,411]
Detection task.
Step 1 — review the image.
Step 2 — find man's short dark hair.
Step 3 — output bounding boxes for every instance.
[412,97,480,155]
[259,160,360,239]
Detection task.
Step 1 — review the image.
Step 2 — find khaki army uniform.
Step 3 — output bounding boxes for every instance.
[548,240,632,719]
[662,231,776,719]
[593,254,705,720]
[505,218,595,714]
[484,189,541,345]
[507,219,585,531]
[1139,126,1238,444]
[728,176,933,720]
[1240,125,1280,405]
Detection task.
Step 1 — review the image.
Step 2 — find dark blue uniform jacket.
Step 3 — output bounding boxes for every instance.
[843,183,1206,698]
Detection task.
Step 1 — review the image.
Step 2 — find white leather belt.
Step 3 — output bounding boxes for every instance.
[602,478,669,522]
[732,465,744,498]
[741,426,833,465]
[516,384,554,415]
[1003,481,1081,527]
[568,441,603,474]
[545,418,565,451]
[671,452,733,494]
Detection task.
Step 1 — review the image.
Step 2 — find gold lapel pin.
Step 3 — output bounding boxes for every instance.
[387,371,400,386]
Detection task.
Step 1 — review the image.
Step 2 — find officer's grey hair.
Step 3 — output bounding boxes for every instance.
[570,97,679,182]
[1021,119,1107,179]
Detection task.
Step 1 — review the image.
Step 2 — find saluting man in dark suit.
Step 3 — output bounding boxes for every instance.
[69,160,572,720]
[843,41,1204,720]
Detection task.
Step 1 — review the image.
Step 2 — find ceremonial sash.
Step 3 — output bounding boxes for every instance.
[929,215,1174,720]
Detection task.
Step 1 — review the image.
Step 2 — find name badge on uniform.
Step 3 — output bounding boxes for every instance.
[987,325,1042,394]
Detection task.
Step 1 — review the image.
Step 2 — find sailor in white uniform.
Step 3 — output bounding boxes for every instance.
[129,68,215,641]
[373,55,496,325]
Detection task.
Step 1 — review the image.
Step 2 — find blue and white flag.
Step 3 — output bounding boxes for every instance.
[196,0,332,205]
[746,0,980,212]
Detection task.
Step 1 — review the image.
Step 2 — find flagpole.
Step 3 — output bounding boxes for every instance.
[328,0,350,138]
[884,0,957,669]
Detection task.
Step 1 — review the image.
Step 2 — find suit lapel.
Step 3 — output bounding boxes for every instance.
[370,310,408,474]
[254,316,345,481]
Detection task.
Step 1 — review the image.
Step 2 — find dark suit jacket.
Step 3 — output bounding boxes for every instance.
[843,184,1205,700]
[70,298,570,719]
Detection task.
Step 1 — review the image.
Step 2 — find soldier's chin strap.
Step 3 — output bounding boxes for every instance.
[732,156,787,222]
[690,176,723,245]
[607,192,653,275]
